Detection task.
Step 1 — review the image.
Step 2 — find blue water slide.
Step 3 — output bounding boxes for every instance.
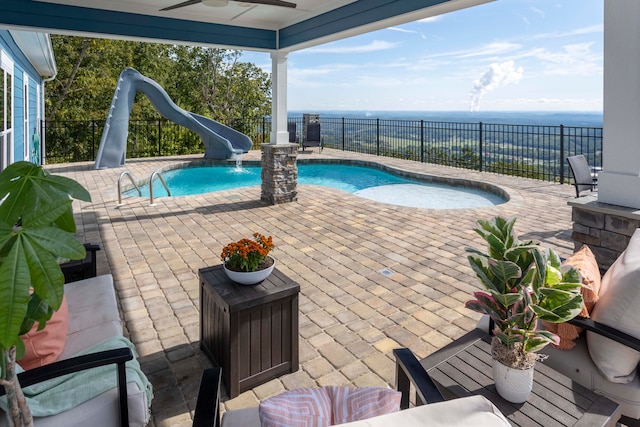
[94,68,252,169]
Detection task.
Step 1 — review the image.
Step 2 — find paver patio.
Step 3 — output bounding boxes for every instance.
[47,148,577,426]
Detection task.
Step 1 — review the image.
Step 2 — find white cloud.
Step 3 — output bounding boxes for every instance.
[388,27,417,34]
[532,24,603,40]
[469,61,524,111]
[455,42,522,58]
[530,6,545,18]
[518,42,601,76]
[304,40,399,54]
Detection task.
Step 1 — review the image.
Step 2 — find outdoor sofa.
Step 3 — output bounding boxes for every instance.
[0,260,151,426]
[538,229,640,427]
[192,348,511,427]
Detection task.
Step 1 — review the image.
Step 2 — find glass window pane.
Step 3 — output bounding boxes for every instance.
[0,71,4,131]
[6,73,11,129]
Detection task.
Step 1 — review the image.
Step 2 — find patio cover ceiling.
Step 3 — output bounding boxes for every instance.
[0,0,492,52]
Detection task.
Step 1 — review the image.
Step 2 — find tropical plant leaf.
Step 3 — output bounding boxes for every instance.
[545,265,563,286]
[19,294,53,335]
[22,235,65,309]
[561,266,581,285]
[22,199,73,229]
[486,233,507,259]
[547,248,562,269]
[0,242,31,348]
[488,259,521,286]
[43,174,91,202]
[23,227,86,261]
[488,290,522,308]
[467,256,501,292]
[524,331,558,353]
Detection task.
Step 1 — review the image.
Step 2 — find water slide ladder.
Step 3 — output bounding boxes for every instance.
[117,169,171,206]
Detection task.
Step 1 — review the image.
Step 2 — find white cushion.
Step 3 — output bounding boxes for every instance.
[587,228,640,383]
[61,274,123,359]
[221,396,510,427]
[222,407,260,427]
[337,395,510,427]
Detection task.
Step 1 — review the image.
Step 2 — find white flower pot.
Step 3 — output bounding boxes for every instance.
[492,358,534,403]
[223,257,275,285]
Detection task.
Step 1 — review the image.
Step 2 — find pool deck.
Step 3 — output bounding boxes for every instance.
[48,148,577,426]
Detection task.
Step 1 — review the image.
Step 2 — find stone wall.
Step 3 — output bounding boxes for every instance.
[570,196,640,271]
[261,143,298,204]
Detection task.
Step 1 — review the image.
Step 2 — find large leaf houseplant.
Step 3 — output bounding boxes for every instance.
[0,161,90,426]
[465,216,584,403]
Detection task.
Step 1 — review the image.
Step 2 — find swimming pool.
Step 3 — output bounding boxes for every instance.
[127,162,507,209]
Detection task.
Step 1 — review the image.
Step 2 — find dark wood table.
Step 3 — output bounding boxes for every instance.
[199,265,300,398]
[421,328,621,427]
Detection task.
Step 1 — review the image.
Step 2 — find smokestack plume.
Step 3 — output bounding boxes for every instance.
[470,60,524,112]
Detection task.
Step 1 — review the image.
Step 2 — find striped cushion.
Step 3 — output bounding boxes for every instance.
[258,386,401,426]
[259,387,332,427]
[327,386,401,425]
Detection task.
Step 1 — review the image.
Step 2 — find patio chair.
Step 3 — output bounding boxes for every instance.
[302,122,322,152]
[567,154,598,197]
[192,348,511,427]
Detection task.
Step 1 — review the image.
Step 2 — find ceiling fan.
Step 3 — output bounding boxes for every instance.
[160,0,296,12]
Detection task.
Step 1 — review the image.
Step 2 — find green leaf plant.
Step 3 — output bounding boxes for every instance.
[465,216,584,370]
[0,161,90,426]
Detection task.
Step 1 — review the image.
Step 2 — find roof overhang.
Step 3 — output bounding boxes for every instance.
[8,30,57,77]
[0,0,493,53]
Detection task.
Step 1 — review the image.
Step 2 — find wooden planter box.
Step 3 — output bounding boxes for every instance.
[199,265,300,398]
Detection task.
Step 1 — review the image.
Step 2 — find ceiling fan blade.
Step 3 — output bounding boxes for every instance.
[242,0,296,8]
[160,0,295,11]
[160,0,202,11]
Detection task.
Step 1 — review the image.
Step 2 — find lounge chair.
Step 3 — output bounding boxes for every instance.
[302,122,322,152]
[567,154,598,197]
[192,348,510,427]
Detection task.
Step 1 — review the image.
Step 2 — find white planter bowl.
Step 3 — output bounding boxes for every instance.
[223,257,275,285]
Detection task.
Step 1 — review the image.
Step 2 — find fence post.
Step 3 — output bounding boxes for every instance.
[91,120,96,160]
[559,124,565,184]
[263,116,267,145]
[342,117,345,151]
[376,118,380,156]
[420,120,424,163]
[479,122,483,172]
[157,119,162,156]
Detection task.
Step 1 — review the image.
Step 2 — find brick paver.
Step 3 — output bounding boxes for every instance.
[49,148,576,425]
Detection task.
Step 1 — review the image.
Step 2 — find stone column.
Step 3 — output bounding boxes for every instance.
[261,143,298,204]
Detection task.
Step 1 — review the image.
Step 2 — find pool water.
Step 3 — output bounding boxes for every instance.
[129,163,506,209]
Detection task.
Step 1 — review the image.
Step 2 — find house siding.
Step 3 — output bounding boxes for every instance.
[0,30,46,166]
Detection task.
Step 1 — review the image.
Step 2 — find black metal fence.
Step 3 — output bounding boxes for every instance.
[43,116,602,184]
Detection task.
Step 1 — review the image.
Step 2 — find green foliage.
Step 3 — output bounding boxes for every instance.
[46,36,272,156]
[0,162,90,356]
[465,216,584,356]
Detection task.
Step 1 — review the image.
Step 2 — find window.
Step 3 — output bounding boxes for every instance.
[1,50,14,170]
[24,73,29,160]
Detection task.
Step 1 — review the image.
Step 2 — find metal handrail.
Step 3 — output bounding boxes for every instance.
[117,171,141,205]
[149,170,170,205]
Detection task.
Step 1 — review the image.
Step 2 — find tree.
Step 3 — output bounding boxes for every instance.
[47,37,271,124]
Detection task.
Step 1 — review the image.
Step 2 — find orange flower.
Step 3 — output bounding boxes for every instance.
[221,233,275,272]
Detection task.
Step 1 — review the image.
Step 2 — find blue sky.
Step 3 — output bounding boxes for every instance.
[242,0,603,112]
